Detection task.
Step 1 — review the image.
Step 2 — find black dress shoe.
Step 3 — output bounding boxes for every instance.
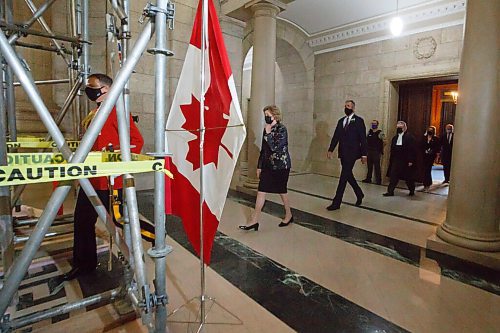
[326,203,340,211]
[355,194,364,206]
[239,223,259,231]
[62,266,95,281]
[278,216,294,227]
[382,192,394,197]
[361,179,371,183]
[408,191,415,196]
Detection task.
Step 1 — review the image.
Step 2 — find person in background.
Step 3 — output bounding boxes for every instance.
[62,73,144,281]
[440,124,454,184]
[362,119,385,185]
[383,121,416,197]
[422,125,440,191]
[239,105,293,231]
[326,100,367,210]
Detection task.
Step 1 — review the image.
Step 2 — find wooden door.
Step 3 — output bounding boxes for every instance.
[398,83,433,182]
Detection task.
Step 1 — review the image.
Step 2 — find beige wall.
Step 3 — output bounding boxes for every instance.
[275,39,313,172]
[313,24,463,178]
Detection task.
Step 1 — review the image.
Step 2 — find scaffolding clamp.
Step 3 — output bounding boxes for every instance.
[139,2,176,30]
[147,245,173,259]
[0,313,11,333]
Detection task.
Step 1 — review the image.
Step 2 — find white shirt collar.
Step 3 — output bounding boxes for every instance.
[396,132,404,145]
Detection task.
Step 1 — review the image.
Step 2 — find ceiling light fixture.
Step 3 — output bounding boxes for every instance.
[390,0,404,36]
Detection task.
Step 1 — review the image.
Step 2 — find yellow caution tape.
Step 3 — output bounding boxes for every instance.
[6,152,157,166]
[6,140,80,149]
[15,137,47,142]
[0,159,173,186]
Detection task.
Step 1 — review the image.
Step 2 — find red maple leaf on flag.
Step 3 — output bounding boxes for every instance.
[180,89,233,171]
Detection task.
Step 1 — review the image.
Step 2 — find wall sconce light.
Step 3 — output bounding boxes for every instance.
[451,91,458,104]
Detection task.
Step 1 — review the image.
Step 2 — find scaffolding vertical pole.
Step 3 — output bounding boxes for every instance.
[118,0,134,270]
[151,0,170,331]
[0,51,14,289]
[80,0,89,135]
[4,0,16,142]
[69,0,81,140]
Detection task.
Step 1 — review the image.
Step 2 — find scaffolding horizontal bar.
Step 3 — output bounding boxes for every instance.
[0,21,90,44]
[6,288,121,330]
[13,79,70,86]
[15,41,61,53]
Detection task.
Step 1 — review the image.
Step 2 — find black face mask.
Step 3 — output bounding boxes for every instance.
[85,87,104,101]
[264,115,273,124]
[344,107,353,116]
[427,130,434,136]
[396,127,403,134]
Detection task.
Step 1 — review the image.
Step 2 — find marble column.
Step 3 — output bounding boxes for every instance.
[436,0,500,252]
[243,2,279,189]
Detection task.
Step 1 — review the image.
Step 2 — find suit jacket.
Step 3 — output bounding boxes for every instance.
[328,114,367,160]
[441,133,454,163]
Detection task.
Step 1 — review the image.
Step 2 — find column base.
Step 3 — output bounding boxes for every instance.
[239,162,248,183]
[243,177,259,190]
[436,223,500,252]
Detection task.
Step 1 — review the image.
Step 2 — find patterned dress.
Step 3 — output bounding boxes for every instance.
[257,122,292,193]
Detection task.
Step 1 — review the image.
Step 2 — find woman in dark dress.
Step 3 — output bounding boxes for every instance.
[422,125,440,191]
[239,105,293,231]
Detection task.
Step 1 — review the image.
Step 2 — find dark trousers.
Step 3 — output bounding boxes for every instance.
[73,188,115,271]
[423,157,434,187]
[333,158,363,205]
[442,159,451,182]
[365,150,382,184]
[387,161,415,194]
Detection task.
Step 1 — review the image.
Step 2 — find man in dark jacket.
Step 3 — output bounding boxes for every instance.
[362,119,385,185]
[440,124,454,183]
[383,121,416,196]
[326,100,367,210]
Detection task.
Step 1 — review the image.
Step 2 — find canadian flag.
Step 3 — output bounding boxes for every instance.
[166,0,246,263]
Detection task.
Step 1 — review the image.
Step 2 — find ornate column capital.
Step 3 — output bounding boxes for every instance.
[249,1,280,18]
[222,0,293,22]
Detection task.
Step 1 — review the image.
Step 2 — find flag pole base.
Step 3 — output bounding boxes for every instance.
[167,295,243,332]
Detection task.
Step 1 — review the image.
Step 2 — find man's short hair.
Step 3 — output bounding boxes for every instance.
[88,73,113,87]
[372,119,379,125]
[345,99,355,107]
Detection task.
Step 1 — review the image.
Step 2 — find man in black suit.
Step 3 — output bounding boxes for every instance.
[326,100,367,210]
[440,123,454,183]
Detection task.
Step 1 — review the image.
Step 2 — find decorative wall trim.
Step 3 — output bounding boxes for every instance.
[314,19,463,55]
[308,0,465,48]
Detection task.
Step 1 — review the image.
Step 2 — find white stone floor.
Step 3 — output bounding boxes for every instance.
[13,174,500,332]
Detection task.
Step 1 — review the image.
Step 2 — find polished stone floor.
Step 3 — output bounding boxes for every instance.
[7,173,500,332]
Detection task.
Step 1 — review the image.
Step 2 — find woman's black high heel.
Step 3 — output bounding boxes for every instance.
[239,223,259,231]
[278,216,294,227]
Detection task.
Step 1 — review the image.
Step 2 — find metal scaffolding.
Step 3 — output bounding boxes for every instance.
[0,0,175,332]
